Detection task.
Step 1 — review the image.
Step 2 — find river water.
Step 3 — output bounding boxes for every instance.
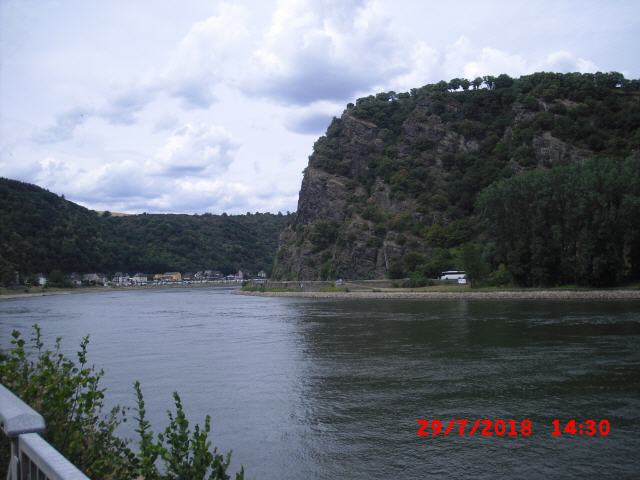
[1,288,639,479]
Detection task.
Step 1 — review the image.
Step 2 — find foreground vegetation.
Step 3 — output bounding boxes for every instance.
[0,177,292,286]
[0,326,245,479]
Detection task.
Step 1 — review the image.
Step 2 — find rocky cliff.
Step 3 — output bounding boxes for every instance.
[273,72,640,282]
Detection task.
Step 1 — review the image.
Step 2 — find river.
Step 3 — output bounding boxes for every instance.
[1,288,639,479]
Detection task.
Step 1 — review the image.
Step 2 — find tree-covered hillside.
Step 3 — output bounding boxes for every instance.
[273,72,640,286]
[0,178,291,284]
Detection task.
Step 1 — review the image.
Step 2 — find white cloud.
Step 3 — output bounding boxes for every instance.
[242,0,410,104]
[463,47,530,80]
[155,123,238,175]
[538,51,598,73]
[160,2,250,108]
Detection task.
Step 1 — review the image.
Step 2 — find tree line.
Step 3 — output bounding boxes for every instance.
[0,178,292,286]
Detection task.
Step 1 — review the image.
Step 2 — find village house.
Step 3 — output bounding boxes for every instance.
[204,270,223,280]
[69,273,83,287]
[257,270,267,279]
[112,272,131,286]
[82,273,107,286]
[35,273,47,286]
[163,272,182,282]
[212,271,224,280]
[132,273,148,285]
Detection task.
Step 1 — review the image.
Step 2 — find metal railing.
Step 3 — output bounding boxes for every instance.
[0,384,90,480]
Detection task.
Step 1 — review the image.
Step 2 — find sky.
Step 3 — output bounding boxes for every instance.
[1,0,639,214]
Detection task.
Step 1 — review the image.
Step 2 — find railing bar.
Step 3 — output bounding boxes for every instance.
[18,434,89,480]
[20,452,28,480]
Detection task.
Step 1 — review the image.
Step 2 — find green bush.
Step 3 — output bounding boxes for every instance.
[485,263,513,286]
[0,326,245,480]
[387,259,404,279]
[403,272,429,288]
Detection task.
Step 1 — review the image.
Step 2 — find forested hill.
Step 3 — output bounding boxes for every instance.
[0,177,292,281]
[272,72,640,286]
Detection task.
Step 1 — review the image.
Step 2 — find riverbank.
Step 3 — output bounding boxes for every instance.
[0,283,240,300]
[236,288,640,301]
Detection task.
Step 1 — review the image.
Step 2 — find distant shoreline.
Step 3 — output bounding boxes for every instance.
[236,289,640,301]
[0,283,240,300]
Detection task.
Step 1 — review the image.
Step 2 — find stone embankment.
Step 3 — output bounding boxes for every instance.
[237,289,640,301]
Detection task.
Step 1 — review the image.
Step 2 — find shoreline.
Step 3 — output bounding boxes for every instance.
[3,285,639,302]
[236,289,640,301]
[0,283,240,301]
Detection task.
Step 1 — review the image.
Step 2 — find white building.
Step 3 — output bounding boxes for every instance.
[82,273,107,285]
[132,273,147,285]
[112,272,131,286]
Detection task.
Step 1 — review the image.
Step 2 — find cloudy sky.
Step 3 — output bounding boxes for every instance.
[1,0,638,214]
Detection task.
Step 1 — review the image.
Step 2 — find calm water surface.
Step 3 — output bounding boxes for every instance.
[1,288,639,479]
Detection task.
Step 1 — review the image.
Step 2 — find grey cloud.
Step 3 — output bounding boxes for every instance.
[34,108,92,143]
[34,86,158,143]
[101,87,158,125]
[259,68,372,105]
[153,115,179,132]
[286,111,334,134]
[171,81,216,109]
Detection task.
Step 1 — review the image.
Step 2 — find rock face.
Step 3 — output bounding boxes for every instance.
[272,74,636,280]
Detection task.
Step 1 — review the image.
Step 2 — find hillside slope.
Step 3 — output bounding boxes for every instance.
[272,72,640,286]
[0,178,291,281]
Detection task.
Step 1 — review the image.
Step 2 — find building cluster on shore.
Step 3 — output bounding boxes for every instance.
[31,269,267,288]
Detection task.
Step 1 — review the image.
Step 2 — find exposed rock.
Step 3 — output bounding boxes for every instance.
[532,132,593,166]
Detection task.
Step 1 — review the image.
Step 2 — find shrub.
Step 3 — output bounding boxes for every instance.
[403,272,429,288]
[485,263,513,286]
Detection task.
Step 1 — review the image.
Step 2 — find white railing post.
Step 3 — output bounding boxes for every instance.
[7,437,18,480]
[1,384,90,480]
[1,383,45,480]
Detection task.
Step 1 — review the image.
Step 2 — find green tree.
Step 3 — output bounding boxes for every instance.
[448,78,462,91]
[483,75,496,90]
[48,269,66,287]
[456,243,489,284]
